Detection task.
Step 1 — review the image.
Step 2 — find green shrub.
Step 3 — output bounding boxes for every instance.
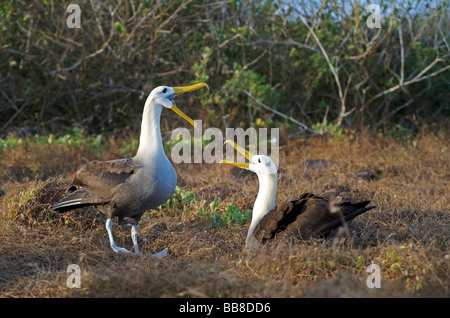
[211,204,251,228]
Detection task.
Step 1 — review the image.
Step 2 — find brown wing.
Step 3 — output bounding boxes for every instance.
[284,197,343,239]
[72,158,139,188]
[252,193,315,242]
[53,158,142,211]
[252,202,292,242]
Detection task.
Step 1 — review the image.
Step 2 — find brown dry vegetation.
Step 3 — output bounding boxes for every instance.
[0,131,449,298]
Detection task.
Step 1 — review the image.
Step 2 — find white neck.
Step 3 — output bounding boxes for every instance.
[134,97,165,161]
[246,172,278,243]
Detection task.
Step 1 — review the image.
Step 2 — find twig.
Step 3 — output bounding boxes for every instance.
[374,99,415,130]
[242,51,266,71]
[348,24,382,61]
[246,40,320,54]
[398,20,405,85]
[241,89,319,135]
[294,10,347,127]
[0,88,23,116]
[218,33,242,49]
[45,2,117,76]
[411,57,444,82]
[46,45,108,75]
[375,87,429,129]
[368,58,449,104]
[304,0,326,45]
[1,102,30,133]
[124,1,161,46]
[156,0,192,34]
[319,105,329,134]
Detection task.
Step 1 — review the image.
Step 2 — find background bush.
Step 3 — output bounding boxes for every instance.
[1,0,449,137]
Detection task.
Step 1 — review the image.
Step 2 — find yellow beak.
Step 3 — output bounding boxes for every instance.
[172,82,209,96]
[170,82,209,128]
[219,140,256,169]
[219,160,250,169]
[170,104,197,128]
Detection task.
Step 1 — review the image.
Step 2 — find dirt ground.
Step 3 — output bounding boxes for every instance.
[0,132,449,298]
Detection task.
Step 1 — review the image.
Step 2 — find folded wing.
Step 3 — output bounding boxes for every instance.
[52,158,141,212]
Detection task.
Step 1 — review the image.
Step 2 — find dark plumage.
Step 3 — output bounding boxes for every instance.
[251,190,375,245]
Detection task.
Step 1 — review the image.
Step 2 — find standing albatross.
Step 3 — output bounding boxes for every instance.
[220,140,375,250]
[53,83,208,254]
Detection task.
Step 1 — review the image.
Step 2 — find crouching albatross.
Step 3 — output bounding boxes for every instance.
[53,83,208,254]
[220,140,375,250]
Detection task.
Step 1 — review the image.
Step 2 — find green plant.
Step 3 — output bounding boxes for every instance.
[157,186,197,218]
[388,124,414,143]
[209,197,222,212]
[0,129,104,154]
[0,135,23,152]
[52,128,103,151]
[211,204,251,228]
[312,119,345,138]
[117,139,139,157]
[164,136,211,153]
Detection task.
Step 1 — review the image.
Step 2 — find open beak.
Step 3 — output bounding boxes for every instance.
[219,140,256,169]
[170,104,197,128]
[170,83,209,128]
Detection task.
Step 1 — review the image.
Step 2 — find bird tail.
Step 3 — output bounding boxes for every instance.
[342,201,376,222]
[52,189,93,212]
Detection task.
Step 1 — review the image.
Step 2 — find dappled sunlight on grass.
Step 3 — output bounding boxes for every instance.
[0,131,448,297]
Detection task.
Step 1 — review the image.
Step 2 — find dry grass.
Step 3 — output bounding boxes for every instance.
[0,132,449,298]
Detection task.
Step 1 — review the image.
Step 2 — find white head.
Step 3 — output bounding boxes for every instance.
[148,86,178,109]
[248,154,278,176]
[146,83,209,127]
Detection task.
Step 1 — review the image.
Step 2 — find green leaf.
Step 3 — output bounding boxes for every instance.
[114,21,124,32]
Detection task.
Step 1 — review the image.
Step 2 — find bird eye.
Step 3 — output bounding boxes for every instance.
[258,158,261,163]
[162,88,167,93]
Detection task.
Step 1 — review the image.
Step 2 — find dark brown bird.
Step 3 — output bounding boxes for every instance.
[220,140,375,250]
[53,83,208,254]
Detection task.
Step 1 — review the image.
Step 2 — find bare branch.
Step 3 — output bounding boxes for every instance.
[45,7,116,76]
[399,20,405,85]
[368,57,449,103]
[241,89,319,135]
[293,10,347,127]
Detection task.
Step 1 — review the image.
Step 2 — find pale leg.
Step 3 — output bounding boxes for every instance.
[106,218,131,253]
[151,247,168,258]
[131,224,139,255]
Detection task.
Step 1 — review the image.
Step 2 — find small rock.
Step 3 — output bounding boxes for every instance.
[303,159,339,172]
[355,169,380,181]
